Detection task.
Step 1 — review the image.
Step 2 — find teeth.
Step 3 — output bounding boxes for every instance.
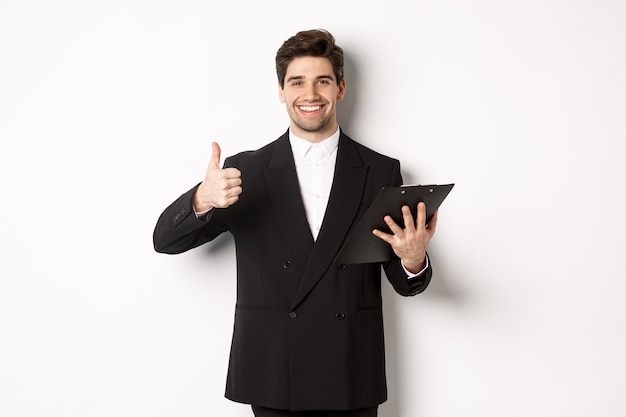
[299,105,321,111]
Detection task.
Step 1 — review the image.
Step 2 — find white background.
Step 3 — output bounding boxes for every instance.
[1,1,625,416]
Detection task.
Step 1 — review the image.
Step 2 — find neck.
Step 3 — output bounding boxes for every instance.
[290,122,339,143]
[290,125,339,144]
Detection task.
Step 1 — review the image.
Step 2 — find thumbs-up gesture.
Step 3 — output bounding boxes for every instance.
[193,142,242,211]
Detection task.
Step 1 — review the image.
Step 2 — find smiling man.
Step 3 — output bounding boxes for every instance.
[154,29,438,417]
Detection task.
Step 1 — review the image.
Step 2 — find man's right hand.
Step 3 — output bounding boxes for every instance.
[193,142,242,212]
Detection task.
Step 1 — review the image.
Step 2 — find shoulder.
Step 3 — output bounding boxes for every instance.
[223,131,289,168]
[339,131,400,167]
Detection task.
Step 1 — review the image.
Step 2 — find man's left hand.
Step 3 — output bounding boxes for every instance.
[372,202,438,274]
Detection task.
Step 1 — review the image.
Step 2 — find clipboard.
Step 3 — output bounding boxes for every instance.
[336,183,454,264]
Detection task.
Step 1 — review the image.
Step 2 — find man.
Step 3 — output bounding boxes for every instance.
[153,29,438,417]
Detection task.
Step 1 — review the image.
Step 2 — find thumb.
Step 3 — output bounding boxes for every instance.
[209,142,222,169]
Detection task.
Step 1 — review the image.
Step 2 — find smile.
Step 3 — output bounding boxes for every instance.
[298,105,322,112]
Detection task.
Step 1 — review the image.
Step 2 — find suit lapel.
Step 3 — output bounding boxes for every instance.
[291,134,368,309]
[263,134,315,264]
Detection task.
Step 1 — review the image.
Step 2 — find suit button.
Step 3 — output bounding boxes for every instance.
[283,261,291,269]
[335,312,345,320]
[289,311,297,319]
[337,263,346,270]
[173,208,187,223]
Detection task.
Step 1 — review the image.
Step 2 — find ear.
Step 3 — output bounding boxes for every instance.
[278,82,286,103]
[337,78,347,101]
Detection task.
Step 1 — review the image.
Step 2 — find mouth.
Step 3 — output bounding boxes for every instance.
[297,104,324,115]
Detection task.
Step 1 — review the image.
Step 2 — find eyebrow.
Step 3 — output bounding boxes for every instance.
[286,74,335,83]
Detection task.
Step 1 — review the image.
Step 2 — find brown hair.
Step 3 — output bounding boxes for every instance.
[275,29,344,88]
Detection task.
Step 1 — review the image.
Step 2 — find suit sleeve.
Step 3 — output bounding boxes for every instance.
[153,184,230,254]
[383,256,432,296]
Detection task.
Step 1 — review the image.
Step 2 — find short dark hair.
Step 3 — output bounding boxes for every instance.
[275,29,344,88]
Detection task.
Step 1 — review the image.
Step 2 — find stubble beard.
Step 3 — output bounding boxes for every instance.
[289,107,334,134]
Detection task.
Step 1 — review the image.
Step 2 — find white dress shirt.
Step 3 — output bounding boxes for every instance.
[289,129,340,241]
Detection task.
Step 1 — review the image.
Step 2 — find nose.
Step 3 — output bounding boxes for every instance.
[303,83,320,100]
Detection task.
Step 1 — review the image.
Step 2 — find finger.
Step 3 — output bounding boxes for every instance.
[221,167,242,180]
[217,179,243,193]
[213,185,243,208]
[426,209,439,232]
[224,177,243,188]
[384,215,404,235]
[401,205,415,231]
[372,228,394,244]
[209,142,222,169]
[224,187,243,201]
[416,202,427,229]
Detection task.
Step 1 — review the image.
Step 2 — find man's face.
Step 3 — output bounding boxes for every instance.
[279,56,346,143]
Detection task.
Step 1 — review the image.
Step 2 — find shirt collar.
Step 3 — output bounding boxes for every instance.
[289,127,340,160]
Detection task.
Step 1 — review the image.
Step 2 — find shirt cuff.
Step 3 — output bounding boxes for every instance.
[402,254,429,279]
[193,206,212,218]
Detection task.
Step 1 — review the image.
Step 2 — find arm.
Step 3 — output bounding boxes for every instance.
[373,159,437,295]
[153,184,230,254]
[153,142,241,254]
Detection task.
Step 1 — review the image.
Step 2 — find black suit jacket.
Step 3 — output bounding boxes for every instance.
[153,131,431,411]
